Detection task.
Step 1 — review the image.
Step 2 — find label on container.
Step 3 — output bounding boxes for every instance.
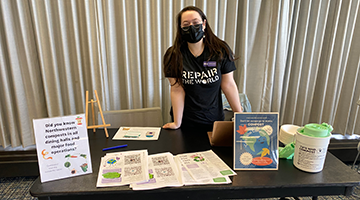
[293,141,328,172]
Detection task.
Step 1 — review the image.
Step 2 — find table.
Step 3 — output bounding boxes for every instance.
[30,128,360,200]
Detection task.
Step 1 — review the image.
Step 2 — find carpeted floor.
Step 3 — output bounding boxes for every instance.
[0,176,37,200]
[0,176,359,200]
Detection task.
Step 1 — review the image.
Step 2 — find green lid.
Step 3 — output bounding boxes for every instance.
[298,123,333,137]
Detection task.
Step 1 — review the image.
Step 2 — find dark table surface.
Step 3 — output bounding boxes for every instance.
[30,128,360,200]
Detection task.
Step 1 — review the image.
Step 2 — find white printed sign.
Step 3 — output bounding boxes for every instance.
[33,114,92,183]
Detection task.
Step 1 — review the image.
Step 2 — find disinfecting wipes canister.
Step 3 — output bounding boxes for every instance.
[293,123,332,173]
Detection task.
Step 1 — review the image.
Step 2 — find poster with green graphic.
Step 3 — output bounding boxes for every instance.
[233,112,279,170]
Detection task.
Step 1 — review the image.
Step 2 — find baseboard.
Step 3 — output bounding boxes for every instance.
[328,135,360,164]
[0,150,39,177]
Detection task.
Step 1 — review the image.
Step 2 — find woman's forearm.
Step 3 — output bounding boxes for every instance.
[221,73,243,112]
[163,78,185,129]
[170,84,185,126]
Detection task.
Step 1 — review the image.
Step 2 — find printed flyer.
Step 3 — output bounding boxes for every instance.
[113,127,161,141]
[33,114,92,182]
[233,112,279,170]
[176,150,236,181]
[97,150,149,187]
[130,152,183,190]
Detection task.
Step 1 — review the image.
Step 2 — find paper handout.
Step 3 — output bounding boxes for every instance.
[176,150,236,182]
[113,127,161,140]
[174,157,231,185]
[131,152,183,190]
[97,150,149,187]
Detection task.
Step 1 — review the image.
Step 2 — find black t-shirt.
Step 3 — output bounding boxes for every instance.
[166,44,236,126]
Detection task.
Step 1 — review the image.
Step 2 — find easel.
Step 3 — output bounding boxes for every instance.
[85,90,110,138]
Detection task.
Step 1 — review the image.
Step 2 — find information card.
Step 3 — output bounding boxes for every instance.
[33,114,92,182]
[234,112,279,170]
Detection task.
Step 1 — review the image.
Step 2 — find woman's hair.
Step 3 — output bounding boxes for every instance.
[163,6,236,87]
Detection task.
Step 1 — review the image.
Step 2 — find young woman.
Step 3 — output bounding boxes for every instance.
[163,6,242,131]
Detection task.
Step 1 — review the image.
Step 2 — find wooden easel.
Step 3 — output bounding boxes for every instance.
[85,90,110,138]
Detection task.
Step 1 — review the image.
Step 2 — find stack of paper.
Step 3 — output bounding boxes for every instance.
[96,150,236,189]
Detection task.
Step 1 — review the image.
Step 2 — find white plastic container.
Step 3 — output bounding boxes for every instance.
[280,124,300,145]
[293,123,332,173]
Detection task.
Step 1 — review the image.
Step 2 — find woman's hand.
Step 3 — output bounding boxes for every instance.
[162,122,181,129]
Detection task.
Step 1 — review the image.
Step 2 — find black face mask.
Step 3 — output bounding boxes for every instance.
[181,24,204,43]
